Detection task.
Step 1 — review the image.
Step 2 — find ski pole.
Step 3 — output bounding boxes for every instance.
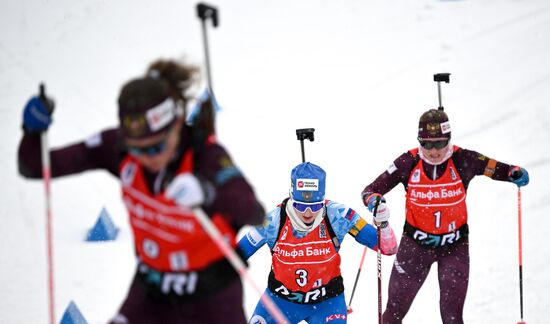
[433,73,450,110]
[193,3,218,140]
[346,248,367,315]
[346,197,382,315]
[196,2,218,94]
[374,197,383,324]
[516,187,526,324]
[192,6,288,323]
[192,208,289,324]
[39,83,55,324]
[296,128,315,162]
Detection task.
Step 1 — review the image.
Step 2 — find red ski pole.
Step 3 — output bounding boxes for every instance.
[517,187,526,324]
[346,246,367,314]
[39,84,55,324]
[192,208,288,324]
[42,128,55,324]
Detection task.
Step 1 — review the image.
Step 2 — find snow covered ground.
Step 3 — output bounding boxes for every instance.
[1,0,550,323]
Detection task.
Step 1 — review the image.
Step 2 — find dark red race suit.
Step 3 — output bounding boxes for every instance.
[18,125,265,323]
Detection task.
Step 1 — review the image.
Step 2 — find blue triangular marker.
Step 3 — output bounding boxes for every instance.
[59,300,88,324]
[86,207,119,241]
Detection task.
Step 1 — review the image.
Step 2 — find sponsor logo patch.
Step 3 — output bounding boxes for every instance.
[440,121,451,134]
[326,314,347,322]
[280,226,288,241]
[450,167,457,181]
[121,162,137,187]
[247,229,263,247]
[411,169,421,183]
[387,162,398,175]
[145,98,175,132]
[296,178,319,191]
[84,132,102,148]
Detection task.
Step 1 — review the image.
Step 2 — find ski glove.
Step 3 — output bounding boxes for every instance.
[186,88,221,125]
[364,193,386,213]
[165,173,215,207]
[23,94,55,132]
[509,166,529,187]
[373,202,390,224]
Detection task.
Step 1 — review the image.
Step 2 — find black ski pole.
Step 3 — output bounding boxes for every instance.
[295,128,315,162]
[374,196,383,324]
[192,5,288,323]
[433,73,451,111]
[193,3,219,142]
[196,2,218,94]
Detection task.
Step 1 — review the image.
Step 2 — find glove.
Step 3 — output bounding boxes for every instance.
[22,93,55,132]
[364,193,386,213]
[186,88,221,124]
[509,166,529,187]
[373,202,390,224]
[164,173,213,207]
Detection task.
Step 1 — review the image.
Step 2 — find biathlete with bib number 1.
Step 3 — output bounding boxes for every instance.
[239,162,398,324]
[361,108,530,324]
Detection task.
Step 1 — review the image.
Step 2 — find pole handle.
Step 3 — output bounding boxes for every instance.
[196,3,219,27]
[433,73,450,83]
[433,73,451,110]
[296,128,315,163]
[372,196,381,216]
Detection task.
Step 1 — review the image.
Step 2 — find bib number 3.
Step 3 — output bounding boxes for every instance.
[295,269,308,287]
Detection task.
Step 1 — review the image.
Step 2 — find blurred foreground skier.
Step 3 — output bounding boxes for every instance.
[18,59,265,323]
[239,162,398,323]
[361,108,530,324]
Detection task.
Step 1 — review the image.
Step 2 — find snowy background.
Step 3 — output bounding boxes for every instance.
[1,0,550,323]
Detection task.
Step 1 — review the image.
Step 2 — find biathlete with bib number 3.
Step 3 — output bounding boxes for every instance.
[361,108,530,324]
[239,162,398,323]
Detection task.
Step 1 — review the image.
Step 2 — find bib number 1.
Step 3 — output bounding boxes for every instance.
[433,211,441,229]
